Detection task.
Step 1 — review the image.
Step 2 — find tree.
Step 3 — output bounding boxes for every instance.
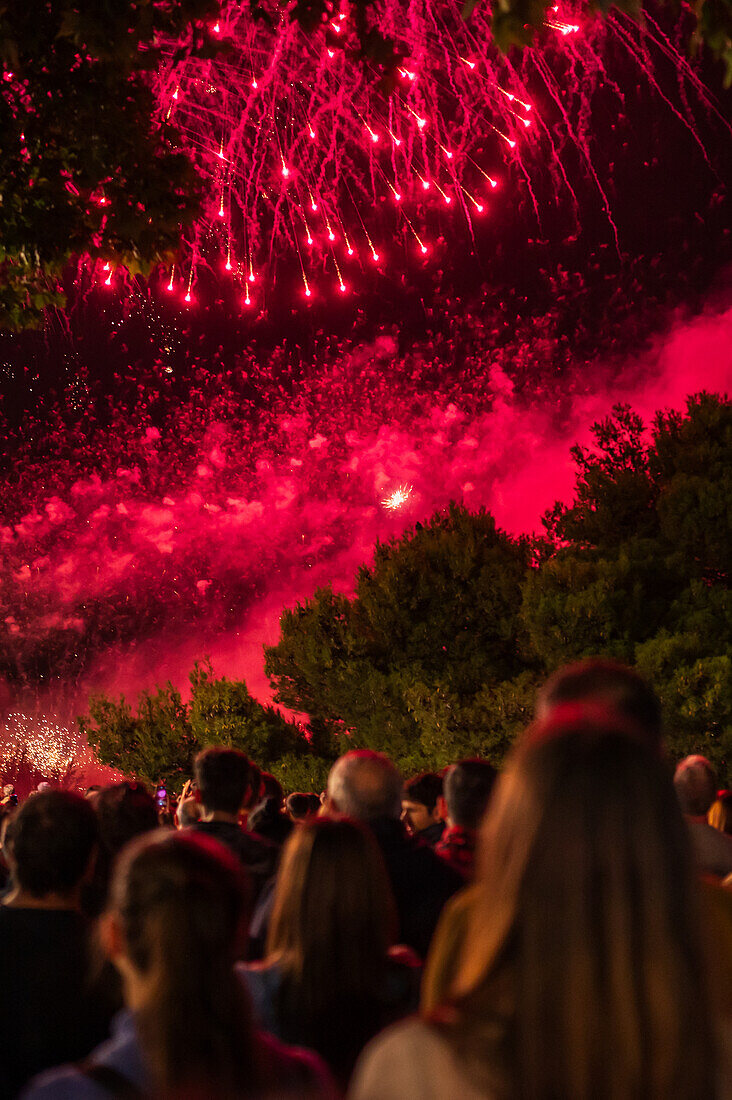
[524,392,731,776]
[83,396,731,785]
[265,504,532,773]
[80,659,334,794]
[0,0,218,328]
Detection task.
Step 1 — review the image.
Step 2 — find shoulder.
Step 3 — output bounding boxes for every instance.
[238,960,283,1018]
[257,1030,340,1098]
[22,1013,145,1099]
[349,1017,484,1100]
[20,1066,104,1100]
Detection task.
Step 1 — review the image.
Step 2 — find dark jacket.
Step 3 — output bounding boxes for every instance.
[0,907,113,1097]
[188,820,279,905]
[367,817,463,960]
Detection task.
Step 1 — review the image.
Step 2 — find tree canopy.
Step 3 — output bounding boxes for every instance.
[79,659,335,795]
[81,393,731,787]
[523,393,731,772]
[265,505,531,773]
[0,0,217,328]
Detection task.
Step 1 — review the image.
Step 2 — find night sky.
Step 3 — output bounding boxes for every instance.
[0,1,730,785]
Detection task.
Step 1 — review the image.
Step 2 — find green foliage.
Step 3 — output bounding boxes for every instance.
[80,659,331,795]
[83,395,731,786]
[265,504,531,773]
[526,392,731,776]
[267,394,731,779]
[0,0,219,328]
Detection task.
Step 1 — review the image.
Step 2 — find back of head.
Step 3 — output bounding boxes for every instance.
[674,755,718,817]
[444,759,497,830]
[111,831,257,1097]
[267,816,397,1077]
[450,712,715,1100]
[95,782,159,857]
[403,772,443,813]
[7,790,98,899]
[536,659,662,746]
[268,816,395,966]
[259,772,284,809]
[194,747,254,815]
[285,792,318,821]
[327,750,403,822]
[177,796,201,828]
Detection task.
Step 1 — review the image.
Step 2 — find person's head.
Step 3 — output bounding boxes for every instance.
[95,782,159,857]
[285,792,320,822]
[708,791,732,835]
[401,772,444,835]
[194,747,257,817]
[674,755,718,818]
[536,658,663,746]
[5,790,98,902]
[101,831,259,1098]
[267,816,397,1077]
[177,796,202,828]
[84,784,102,801]
[441,759,497,830]
[247,796,293,846]
[326,750,402,822]
[446,712,716,1099]
[258,772,284,809]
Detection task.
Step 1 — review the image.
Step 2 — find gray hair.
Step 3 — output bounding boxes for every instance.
[327,750,403,822]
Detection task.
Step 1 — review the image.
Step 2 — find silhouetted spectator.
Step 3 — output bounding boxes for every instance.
[401,772,445,845]
[84,781,159,917]
[23,832,337,1099]
[190,747,278,905]
[240,817,419,1087]
[326,751,462,959]
[351,713,720,1100]
[536,657,663,745]
[249,773,293,846]
[285,792,321,822]
[434,759,496,879]
[1,792,112,1096]
[249,796,294,847]
[675,755,732,878]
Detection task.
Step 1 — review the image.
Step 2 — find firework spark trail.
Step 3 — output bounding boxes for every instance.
[145,0,712,303]
[0,713,93,785]
[609,15,711,165]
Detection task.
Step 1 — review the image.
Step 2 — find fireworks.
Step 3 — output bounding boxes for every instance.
[382,484,414,510]
[150,0,664,304]
[0,713,89,786]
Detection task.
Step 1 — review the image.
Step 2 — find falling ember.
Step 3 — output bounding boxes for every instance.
[148,0,709,301]
[382,484,414,510]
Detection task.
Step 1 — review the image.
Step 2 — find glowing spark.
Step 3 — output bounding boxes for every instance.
[382,485,413,510]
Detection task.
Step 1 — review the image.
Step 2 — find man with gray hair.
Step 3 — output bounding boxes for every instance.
[326,750,462,959]
[674,754,732,878]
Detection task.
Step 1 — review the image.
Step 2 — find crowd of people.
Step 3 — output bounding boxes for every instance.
[1,658,732,1098]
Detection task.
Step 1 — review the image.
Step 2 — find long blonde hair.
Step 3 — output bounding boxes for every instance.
[442,713,717,1100]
